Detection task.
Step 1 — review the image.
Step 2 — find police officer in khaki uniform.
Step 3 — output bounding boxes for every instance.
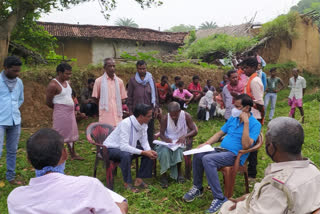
[219,117,320,214]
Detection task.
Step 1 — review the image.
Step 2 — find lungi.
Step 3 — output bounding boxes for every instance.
[53,104,79,143]
[288,96,303,116]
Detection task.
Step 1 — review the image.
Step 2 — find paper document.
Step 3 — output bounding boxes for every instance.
[107,189,126,203]
[153,140,185,151]
[183,145,215,156]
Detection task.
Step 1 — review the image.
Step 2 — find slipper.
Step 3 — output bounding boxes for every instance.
[134,181,148,189]
[177,176,185,184]
[125,184,139,193]
[9,179,24,185]
[160,177,168,189]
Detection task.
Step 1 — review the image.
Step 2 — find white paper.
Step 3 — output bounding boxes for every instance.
[107,189,126,203]
[153,140,185,151]
[183,145,215,156]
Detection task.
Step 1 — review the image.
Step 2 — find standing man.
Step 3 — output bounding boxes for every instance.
[127,60,159,148]
[46,63,83,160]
[92,58,127,127]
[188,75,203,102]
[242,57,264,181]
[288,68,306,123]
[80,78,98,117]
[0,56,24,185]
[222,70,242,121]
[264,68,284,121]
[257,63,267,91]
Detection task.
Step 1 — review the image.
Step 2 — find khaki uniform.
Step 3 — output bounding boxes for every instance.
[219,159,320,214]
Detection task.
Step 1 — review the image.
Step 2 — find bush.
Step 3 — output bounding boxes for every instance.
[120,51,162,63]
[182,34,258,59]
[259,12,299,40]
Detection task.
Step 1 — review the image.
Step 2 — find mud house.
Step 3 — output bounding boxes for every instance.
[38,22,187,66]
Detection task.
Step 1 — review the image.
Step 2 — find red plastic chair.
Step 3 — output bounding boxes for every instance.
[218,134,263,198]
[86,122,118,189]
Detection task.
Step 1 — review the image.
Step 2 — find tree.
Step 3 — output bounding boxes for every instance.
[290,0,320,13]
[165,24,196,32]
[0,0,162,65]
[198,21,218,30]
[115,18,139,28]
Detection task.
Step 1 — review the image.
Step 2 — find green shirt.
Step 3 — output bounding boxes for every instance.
[267,77,281,93]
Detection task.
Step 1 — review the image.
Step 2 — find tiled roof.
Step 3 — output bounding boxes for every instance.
[37,22,188,45]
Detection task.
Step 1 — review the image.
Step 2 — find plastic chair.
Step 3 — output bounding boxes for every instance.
[218,134,263,198]
[86,122,118,189]
[154,122,198,180]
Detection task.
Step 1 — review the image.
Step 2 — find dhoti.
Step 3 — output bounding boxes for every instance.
[53,104,79,143]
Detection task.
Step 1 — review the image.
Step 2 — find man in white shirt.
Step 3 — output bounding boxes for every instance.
[8,128,127,214]
[103,104,158,192]
[288,68,306,123]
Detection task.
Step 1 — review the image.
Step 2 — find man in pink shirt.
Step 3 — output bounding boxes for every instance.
[187,75,203,102]
[8,128,127,214]
[92,58,127,127]
[173,81,194,110]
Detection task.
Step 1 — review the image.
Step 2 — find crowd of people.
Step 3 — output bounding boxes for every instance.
[1,54,319,214]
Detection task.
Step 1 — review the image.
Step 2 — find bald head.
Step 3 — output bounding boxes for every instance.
[266,117,304,155]
[168,102,180,112]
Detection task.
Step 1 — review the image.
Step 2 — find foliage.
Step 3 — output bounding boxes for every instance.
[264,61,297,73]
[115,17,139,28]
[120,51,162,63]
[10,13,57,58]
[182,34,258,59]
[198,21,218,30]
[290,0,320,13]
[165,24,196,32]
[46,51,77,63]
[258,12,299,40]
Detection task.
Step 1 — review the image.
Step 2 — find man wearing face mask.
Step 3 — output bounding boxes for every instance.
[7,128,128,214]
[218,117,320,214]
[183,94,261,213]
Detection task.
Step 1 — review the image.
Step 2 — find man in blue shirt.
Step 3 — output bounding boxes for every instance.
[183,94,261,213]
[0,56,24,184]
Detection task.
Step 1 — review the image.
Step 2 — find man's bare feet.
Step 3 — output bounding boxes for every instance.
[124,183,139,193]
[134,178,148,188]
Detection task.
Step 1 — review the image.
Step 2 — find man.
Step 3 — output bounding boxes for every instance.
[172,81,194,110]
[127,60,159,148]
[219,74,229,91]
[0,56,24,185]
[183,94,261,213]
[257,63,267,91]
[92,58,127,127]
[187,75,203,102]
[219,117,320,213]
[80,78,98,117]
[46,63,83,160]
[203,79,216,92]
[157,102,197,188]
[171,76,181,91]
[222,70,242,121]
[8,128,128,214]
[236,62,248,91]
[103,104,158,192]
[264,68,284,121]
[156,75,172,104]
[242,57,264,180]
[288,68,306,123]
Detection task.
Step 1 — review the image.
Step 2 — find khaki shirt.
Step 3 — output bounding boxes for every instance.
[219,159,320,214]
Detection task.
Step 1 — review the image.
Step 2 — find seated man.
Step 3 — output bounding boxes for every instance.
[183,94,261,213]
[8,128,127,214]
[156,75,172,104]
[173,81,194,110]
[157,102,197,188]
[219,117,320,213]
[187,75,203,102]
[103,104,158,192]
[80,78,98,117]
[171,76,181,91]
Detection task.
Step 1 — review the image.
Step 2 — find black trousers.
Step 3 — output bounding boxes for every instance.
[80,103,98,116]
[147,118,155,149]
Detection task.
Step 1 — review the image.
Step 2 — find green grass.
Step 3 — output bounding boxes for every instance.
[0,89,319,213]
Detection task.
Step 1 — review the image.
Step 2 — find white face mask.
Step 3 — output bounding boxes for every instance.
[231,108,242,118]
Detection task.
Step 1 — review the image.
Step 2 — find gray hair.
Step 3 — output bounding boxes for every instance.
[167,102,181,112]
[266,117,304,154]
[103,58,114,68]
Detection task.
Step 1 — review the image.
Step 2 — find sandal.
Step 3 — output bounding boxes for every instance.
[160,177,169,189]
[9,179,24,185]
[177,176,185,184]
[134,181,148,189]
[125,184,139,193]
